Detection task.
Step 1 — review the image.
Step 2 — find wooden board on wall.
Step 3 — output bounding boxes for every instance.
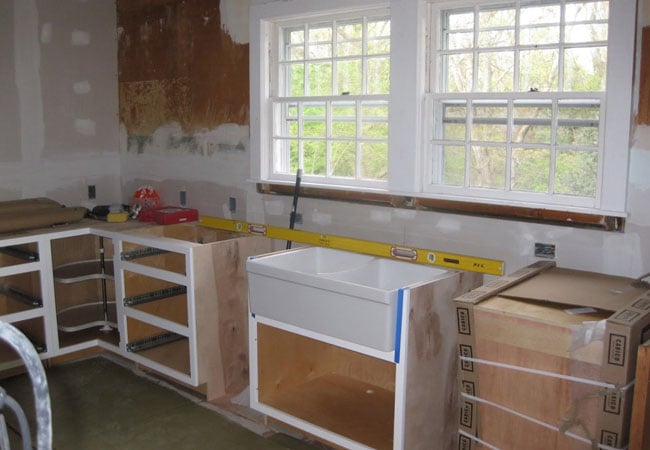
[403,271,483,450]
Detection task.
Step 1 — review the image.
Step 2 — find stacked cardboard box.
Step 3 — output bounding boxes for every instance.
[455,261,650,450]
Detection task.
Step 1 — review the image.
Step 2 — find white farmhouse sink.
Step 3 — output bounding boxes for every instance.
[246,247,448,351]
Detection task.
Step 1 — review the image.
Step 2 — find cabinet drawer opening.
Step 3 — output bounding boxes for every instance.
[257,324,396,450]
[0,243,39,267]
[0,272,42,315]
[123,271,188,326]
[0,317,46,368]
[125,317,191,377]
[121,243,185,275]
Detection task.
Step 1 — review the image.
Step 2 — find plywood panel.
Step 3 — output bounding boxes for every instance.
[638,27,650,125]
[630,341,650,450]
[257,324,395,450]
[403,271,483,450]
[195,235,271,400]
[264,374,394,450]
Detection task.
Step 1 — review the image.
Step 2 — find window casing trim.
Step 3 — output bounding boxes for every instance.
[250,0,636,217]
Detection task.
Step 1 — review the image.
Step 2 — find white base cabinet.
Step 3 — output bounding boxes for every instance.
[0,221,270,401]
[249,269,482,450]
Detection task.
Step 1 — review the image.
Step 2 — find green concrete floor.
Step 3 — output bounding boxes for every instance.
[1,357,324,450]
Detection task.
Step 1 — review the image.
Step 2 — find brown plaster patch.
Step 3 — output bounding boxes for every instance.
[119,78,191,135]
[117,0,249,136]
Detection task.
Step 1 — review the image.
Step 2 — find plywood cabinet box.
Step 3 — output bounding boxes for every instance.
[454,261,650,450]
[248,247,483,450]
[0,221,271,401]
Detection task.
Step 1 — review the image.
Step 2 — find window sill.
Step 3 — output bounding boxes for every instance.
[256,183,625,231]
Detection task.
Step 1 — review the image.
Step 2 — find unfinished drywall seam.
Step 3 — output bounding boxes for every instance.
[14,0,45,165]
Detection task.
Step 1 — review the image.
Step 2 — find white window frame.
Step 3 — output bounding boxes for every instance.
[251,0,635,216]
[251,0,394,192]
[271,12,391,188]
[423,0,636,215]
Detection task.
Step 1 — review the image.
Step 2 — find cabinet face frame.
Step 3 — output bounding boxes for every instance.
[0,233,58,368]
[114,233,199,387]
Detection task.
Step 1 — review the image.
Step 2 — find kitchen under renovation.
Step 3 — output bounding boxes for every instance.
[1,0,650,449]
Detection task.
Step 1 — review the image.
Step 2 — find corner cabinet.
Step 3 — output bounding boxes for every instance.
[0,221,271,402]
[51,233,118,352]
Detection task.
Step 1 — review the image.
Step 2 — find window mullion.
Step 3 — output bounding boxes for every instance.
[326,101,333,177]
[356,100,362,180]
[298,102,304,171]
[506,99,513,192]
[472,5,479,93]
[465,99,473,188]
[332,20,338,96]
[549,99,558,195]
[362,17,369,95]
[303,24,309,96]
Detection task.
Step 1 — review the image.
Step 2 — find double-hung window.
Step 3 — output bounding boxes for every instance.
[252,0,634,218]
[425,0,634,214]
[267,10,391,188]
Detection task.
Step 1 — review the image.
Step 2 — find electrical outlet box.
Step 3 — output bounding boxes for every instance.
[88,185,96,200]
[534,242,556,259]
[229,197,236,213]
[179,190,187,206]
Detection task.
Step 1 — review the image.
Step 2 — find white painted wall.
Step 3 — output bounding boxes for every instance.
[0,0,121,208]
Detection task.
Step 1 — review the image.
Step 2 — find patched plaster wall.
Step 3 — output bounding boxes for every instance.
[117,0,252,218]
[0,0,120,207]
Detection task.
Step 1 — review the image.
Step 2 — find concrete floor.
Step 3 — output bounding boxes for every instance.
[1,356,324,450]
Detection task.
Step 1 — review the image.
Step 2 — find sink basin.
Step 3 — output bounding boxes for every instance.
[246,247,448,351]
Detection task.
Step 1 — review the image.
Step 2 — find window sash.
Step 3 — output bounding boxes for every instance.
[268,12,391,187]
[424,91,605,208]
[426,0,611,209]
[270,96,389,187]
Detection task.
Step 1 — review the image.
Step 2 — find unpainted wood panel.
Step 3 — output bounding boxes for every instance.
[630,342,650,450]
[639,27,650,125]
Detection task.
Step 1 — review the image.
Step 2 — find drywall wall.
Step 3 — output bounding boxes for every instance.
[0,1,22,164]
[0,0,121,206]
[5,0,646,279]
[117,0,252,217]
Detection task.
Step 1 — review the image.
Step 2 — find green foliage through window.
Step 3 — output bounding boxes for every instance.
[273,13,391,185]
[432,0,608,201]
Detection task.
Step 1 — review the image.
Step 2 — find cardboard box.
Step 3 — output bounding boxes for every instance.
[455,261,650,450]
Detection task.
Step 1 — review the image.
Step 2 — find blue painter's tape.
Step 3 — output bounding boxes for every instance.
[394,288,404,364]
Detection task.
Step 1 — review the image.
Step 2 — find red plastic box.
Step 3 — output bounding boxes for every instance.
[138,206,198,225]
